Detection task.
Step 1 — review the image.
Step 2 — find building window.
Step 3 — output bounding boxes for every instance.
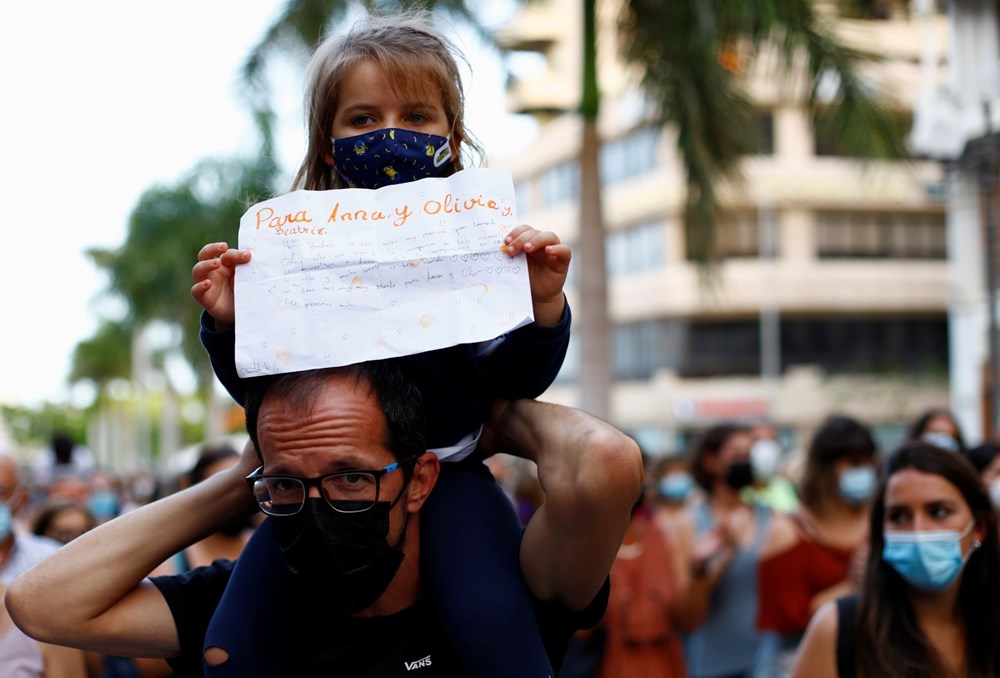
[718,212,762,258]
[685,211,763,260]
[599,126,661,187]
[781,317,948,375]
[607,220,665,277]
[614,319,681,380]
[677,316,948,377]
[683,321,761,376]
[538,160,580,208]
[749,111,774,156]
[816,212,947,259]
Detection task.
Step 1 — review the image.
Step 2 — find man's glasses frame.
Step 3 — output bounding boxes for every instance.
[245,459,408,516]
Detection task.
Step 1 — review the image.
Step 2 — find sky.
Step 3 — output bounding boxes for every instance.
[0,0,533,409]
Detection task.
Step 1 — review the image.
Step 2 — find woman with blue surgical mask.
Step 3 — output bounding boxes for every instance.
[648,454,699,594]
[908,407,966,454]
[793,441,1000,678]
[756,415,878,676]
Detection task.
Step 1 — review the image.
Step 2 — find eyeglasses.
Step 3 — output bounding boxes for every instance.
[245,461,407,516]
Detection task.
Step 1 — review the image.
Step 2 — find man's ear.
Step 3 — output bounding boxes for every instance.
[405,452,439,512]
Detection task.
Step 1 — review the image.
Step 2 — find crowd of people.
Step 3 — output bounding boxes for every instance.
[7,404,995,677]
[555,406,1000,678]
[0,432,257,677]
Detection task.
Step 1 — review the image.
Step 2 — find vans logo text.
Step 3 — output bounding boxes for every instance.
[404,655,432,670]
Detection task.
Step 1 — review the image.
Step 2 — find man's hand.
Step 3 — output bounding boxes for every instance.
[191,242,252,331]
[503,225,571,327]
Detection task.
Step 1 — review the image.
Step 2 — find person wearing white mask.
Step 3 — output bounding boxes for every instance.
[755,415,877,676]
[793,441,1000,678]
[0,454,59,583]
[741,423,800,514]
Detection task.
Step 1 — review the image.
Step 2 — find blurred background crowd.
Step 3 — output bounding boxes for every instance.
[2,404,994,676]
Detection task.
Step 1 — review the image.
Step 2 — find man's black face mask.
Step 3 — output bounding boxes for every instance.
[269,490,408,614]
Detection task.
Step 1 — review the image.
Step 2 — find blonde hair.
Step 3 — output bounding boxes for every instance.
[293,11,482,191]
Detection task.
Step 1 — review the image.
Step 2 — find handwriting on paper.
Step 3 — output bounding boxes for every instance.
[234,168,533,377]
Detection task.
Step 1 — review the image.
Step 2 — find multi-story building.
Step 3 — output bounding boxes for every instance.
[493,0,956,456]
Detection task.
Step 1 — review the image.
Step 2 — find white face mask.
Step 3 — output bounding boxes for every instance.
[989,478,1000,512]
[750,439,781,482]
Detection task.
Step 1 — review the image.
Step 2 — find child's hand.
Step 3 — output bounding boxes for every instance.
[503,225,571,327]
[191,242,252,331]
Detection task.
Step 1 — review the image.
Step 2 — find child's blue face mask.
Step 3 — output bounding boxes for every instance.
[882,519,978,592]
[331,128,453,189]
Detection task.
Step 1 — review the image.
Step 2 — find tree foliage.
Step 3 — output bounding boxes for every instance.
[69,320,133,395]
[86,156,278,395]
[617,0,908,265]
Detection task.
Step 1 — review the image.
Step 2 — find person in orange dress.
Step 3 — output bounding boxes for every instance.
[597,496,687,678]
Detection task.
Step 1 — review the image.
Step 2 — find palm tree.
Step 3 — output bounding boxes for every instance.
[87,156,277,436]
[69,320,133,407]
[237,0,907,421]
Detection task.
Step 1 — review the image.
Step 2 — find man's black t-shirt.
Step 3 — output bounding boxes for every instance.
[151,559,608,677]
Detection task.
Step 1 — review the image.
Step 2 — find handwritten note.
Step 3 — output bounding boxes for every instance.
[234,168,533,378]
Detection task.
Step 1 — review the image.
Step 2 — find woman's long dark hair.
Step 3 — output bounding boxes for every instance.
[855,442,1000,677]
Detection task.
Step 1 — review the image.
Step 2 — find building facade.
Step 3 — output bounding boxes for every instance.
[494,0,957,456]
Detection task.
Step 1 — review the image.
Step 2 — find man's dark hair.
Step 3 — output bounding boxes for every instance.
[242,361,427,465]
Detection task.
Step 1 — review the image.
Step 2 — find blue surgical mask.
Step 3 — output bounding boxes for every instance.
[0,503,12,541]
[88,491,119,521]
[922,432,959,452]
[331,128,453,189]
[882,520,978,592]
[658,473,694,502]
[839,466,877,504]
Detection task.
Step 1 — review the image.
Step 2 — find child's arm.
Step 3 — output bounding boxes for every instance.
[480,225,573,399]
[503,224,571,327]
[191,242,252,331]
[191,242,252,405]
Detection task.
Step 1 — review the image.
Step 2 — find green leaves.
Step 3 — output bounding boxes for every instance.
[617,0,908,266]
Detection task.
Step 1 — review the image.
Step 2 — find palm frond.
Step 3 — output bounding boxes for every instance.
[618,0,908,266]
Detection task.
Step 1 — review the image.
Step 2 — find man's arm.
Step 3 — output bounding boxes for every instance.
[482,399,644,611]
[5,442,260,658]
